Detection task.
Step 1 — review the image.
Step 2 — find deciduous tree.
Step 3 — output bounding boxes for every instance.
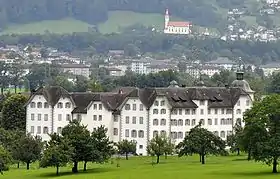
[0,145,11,175]
[116,140,136,160]
[177,123,227,164]
[147,134,168,164]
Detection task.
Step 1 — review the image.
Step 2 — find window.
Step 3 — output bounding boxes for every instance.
[192,119,196,126]
[93,104,97,109]
[220,131,225,138]
[215,118,218,125]
[221,109,225,114]
[227,131,232,136]
[114,115,118,122]
[227,118,232,125]
[31,126,34,134]
[43,127,49,134]
[178,119,183,126]
[237,100,240,106]
[57,127,62,134]
[160,109,166,114]
[131,130,137,138]
[57,102,63,108]
[125,129,129,137]
[172,119,178,126]
[192,109,196,115]
[185,109,190,115]
[31,114,35,121]
[160,119,166,126]
[133,104,136,111]
[132,117,136,124]
[178,132,183,139]
[114,128,118,136]
[160,130,166,136]
[154,100,159,106]
[125,116,129,124]
[185,119,190,126]
[125,104,130,110]
[226,109,232,114]
[160,100,165,106]
[65,102,71,108]
[99,104,102,110]
[200,119,205,125]
[139,145,143,149]
[246,100,250,106]
[139,117,144,124]
[153,119,159,126]
[44,114,48,121]
[139,104,144,111]
[93,115,97,121]
[185,131,189,136]
[30,102,36,108]
[221,118,225,125]
[208,119,212,125]
[153,131,158,137]
[37,102,42,108]
[37,126,41,134]
[200,109,204,115]
[58,114,62,121]
[138,130,144,138]
[236,109,241,114]
[66,114,71,121]
[208,109,211,115]
[172,109,178,115]
[213,131,219,136]
[98,115,102,121]
[44,102,49,108]
[37,114,41,121]
[171,132,177,139]
[200,100,205,105]
[215,109,218,114]
[153,109,158,114]
[179,109,182,115]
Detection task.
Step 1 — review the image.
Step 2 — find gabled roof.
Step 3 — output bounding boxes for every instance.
[167,21,190,27]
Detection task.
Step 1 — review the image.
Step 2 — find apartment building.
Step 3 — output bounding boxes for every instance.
[25,72,254,155]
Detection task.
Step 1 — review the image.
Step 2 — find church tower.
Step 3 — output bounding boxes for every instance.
[165,9,169,29]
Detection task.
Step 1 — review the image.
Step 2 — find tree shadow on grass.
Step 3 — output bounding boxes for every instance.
[212,170,279,177]
[232,158,248,161]
[37,168,113,178]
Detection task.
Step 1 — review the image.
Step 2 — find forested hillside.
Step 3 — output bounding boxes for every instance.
[0,0,247,29]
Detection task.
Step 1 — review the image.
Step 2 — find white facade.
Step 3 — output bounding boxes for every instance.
[164,9,191,35]
[26,79,253,156]
[131,61,148,74]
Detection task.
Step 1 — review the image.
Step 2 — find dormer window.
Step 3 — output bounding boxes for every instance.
[37,102,42,108]
[65,102,71,108]
[160,100,165,106]
[57,102,63,108]
[199,100,205,105]
[30,102,36,108]
[154,100,159,106]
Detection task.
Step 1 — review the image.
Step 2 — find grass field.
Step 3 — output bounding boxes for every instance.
[1,155,279,179]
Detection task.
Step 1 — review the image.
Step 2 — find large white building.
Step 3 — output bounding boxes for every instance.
[25,72,254,156]
[164,9,191,35]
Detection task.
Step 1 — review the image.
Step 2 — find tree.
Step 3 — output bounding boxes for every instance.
[0,62,10,95]
[243,94,280,173]
[0,145,12,175]
[147,134,168,164]
[90,126,114,165]
[177,123,227,164]
[40,133,73,175]
[163,137,175,159]
[116,140,136,160]
[226,123,243,155]
[9,62,24,93]
[61,119,91,173]
[1,94,27,131]
[16,134,43,170]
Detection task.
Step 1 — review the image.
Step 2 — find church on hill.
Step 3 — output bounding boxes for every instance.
[163,9,192,35]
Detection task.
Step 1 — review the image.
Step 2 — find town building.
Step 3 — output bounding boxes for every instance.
[25,72,254,156]
[205,57,238,70]
[164,9,191,35]
[260,63,280,76]
[59,64,91,78]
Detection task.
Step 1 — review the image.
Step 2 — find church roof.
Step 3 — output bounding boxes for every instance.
[167,21,190,27]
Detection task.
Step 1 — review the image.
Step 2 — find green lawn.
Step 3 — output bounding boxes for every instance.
[1,155,279,179]
[1,18,92,35]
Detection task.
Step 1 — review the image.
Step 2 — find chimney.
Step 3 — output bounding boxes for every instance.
[236,71,244,80]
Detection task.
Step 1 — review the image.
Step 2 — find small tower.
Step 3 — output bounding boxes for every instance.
[165,9,170,29]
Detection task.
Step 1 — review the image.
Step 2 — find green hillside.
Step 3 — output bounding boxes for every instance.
[0,11,214,35]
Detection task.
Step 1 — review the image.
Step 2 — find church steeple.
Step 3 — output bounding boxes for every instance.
[165,9,169,29]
